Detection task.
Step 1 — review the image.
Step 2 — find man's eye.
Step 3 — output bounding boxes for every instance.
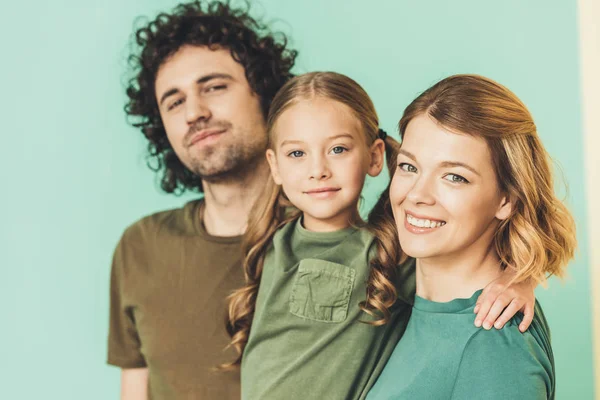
[168,98,184,111]
[205,85,227,93]
[288,150,304,158]
[444,173,469,184]
[399,163,417,173]
[331,146,347,154]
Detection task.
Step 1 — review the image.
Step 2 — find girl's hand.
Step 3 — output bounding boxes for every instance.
[474,271,536,332]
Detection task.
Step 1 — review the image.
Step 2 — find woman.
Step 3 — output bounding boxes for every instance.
[367,74,576,399]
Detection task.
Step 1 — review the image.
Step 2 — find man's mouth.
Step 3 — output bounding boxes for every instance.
[187,128,227,147]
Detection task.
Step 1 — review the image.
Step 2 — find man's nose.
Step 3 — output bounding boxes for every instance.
[185,95,211,124]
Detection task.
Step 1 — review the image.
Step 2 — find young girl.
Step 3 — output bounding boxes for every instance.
[226,72,538,400]
[367,74,576,399]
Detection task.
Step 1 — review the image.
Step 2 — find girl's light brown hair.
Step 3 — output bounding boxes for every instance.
[396,74,576,284]
[224,71,403,367]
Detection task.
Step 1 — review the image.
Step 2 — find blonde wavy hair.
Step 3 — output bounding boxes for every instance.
[395,74,577,284]
[224,71,403,367]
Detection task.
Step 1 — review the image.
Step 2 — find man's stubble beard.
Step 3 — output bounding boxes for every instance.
[186,132,267,184]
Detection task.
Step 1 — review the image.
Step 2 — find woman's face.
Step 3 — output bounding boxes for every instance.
[390,114,512,261]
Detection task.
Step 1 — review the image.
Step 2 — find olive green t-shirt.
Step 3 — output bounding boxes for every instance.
[241,219,416,400]
[367,289,554,400]
[107,199,244,399]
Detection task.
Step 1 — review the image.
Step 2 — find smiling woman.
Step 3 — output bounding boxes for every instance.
[367,74,577,400]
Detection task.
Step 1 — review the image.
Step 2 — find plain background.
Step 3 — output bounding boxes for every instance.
[0,0,595,398]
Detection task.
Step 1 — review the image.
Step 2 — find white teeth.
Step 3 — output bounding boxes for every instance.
[407,214,446,229]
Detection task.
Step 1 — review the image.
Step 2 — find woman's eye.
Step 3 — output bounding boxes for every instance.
[399,163,417,173]
[331,146,347,154]
[444,173,469,184]
[288,150,305,158]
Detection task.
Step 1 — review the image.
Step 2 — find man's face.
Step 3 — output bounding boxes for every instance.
[154,45,268,181]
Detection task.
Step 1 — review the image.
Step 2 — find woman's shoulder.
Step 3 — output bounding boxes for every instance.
[468,300,552,357]
[451,302,554,399]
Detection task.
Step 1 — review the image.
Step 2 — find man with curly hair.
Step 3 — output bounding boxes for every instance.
[107,1,297,398]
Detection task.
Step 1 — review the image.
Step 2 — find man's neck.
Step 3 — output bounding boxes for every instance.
[416,238,503,303]
[201,160,271,237]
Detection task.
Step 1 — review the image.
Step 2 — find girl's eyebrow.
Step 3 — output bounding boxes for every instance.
[280,133,354,148]
[326,133,354,141]
[280,139,305,147]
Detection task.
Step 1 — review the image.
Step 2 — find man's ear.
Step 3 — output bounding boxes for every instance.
[495,195,513,220]
[266,149,282,185]
[367,138,386,177]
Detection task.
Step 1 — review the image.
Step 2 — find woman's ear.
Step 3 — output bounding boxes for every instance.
[367,138,386,177]
[266,149,283,185]
[495,195,513,220]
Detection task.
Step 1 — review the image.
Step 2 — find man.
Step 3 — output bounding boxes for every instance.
[107,1,297,398]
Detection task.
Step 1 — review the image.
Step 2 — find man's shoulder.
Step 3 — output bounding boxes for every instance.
[120,199,202,244]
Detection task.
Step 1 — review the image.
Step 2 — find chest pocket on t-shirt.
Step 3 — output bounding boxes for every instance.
[289,259,355,323]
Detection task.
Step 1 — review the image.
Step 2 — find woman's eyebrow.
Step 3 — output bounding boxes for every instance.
[438,160,481,177]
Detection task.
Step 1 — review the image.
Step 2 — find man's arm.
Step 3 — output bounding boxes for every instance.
[121,368,148,400]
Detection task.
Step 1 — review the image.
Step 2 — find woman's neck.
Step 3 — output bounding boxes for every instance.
[416,241,503,303]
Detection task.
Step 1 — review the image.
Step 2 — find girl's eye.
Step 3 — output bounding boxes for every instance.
[399,163,417,173]
[444,173,469,184]
[288,150,305,158]
[331,146,347,154]
[168,98,184,111]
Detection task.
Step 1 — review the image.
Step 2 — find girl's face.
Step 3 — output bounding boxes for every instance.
[390,114,512,262]
[267,98,384,232]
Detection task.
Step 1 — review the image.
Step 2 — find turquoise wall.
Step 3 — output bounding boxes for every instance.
[1,0,593,398]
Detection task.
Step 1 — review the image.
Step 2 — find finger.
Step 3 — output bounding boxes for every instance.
[519,302,535,332]
[474,287,502,327]
[493,299,524,330]
[480,295,513,330]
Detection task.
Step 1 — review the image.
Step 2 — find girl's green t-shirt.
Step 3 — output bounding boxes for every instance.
[241,218,416,400]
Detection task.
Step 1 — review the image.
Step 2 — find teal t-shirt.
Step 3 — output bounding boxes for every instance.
[241,219,416,400]
[367,289,555,400]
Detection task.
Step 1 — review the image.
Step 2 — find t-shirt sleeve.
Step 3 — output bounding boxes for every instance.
[450,326,552,400]
[106,230,147,368]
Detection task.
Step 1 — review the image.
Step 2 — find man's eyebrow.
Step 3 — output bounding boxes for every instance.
[158,73,234,105]
[196,72,234,84]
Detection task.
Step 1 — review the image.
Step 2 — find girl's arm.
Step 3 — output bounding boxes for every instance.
[474,270,536,332]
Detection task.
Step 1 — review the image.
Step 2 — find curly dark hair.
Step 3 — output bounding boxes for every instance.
[125,0,298,194]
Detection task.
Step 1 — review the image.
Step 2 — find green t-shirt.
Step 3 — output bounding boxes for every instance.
[367,289,555,400]
[107,199,243,399]
[241,219,416,400]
